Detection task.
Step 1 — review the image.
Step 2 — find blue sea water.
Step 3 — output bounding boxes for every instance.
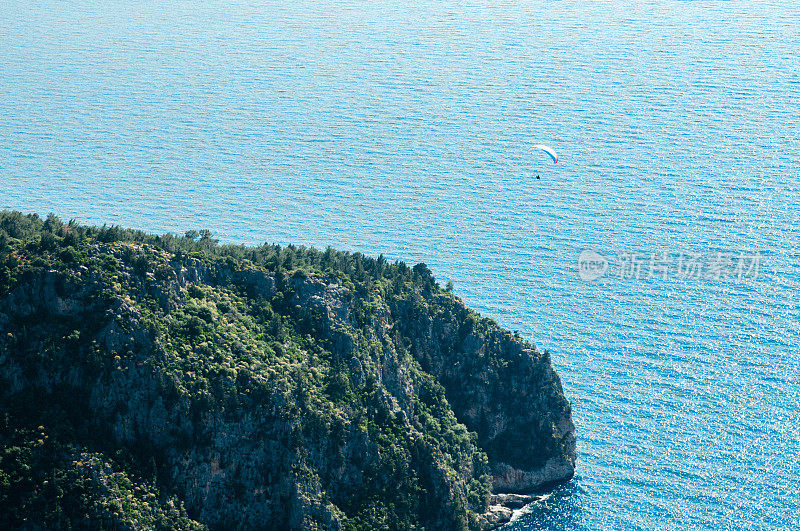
[1,0,799,528]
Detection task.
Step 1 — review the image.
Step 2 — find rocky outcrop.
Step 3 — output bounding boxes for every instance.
[0,236,575,529]
[388,294,576,493]
[490,493,540,510]
[490,455,575,493]
[477,494,546,530]
[480,504,514,530]
[166,253,577,494]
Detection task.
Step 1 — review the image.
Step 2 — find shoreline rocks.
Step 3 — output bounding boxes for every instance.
[479,493,545,530]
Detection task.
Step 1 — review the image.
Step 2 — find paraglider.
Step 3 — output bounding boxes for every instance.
[529,144,558,163]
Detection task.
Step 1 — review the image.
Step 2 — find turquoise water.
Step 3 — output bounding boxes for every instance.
[2,0,799,528]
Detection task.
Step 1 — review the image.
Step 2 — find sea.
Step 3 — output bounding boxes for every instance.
[1,0,798,528]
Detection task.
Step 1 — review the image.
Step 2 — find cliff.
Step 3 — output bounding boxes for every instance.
[0,211,575,529]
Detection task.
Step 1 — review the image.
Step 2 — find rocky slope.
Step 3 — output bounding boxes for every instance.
[0,212,575,529]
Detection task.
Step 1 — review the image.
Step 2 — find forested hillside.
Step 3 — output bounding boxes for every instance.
[0,211,575,530]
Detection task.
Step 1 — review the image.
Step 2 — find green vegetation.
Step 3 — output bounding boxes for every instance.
[0,419,203,529]
[0,211,574,530]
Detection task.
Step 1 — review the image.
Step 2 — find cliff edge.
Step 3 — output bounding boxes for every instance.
[0,212,574,529]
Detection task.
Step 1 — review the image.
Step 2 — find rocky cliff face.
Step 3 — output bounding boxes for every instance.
[387,295,576,493]
[0,215,574,530]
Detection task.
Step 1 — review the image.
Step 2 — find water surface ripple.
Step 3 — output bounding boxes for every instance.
[1,1,799,528]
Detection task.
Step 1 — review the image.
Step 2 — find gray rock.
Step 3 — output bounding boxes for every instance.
[490,493,536,509]
[480,504,514,529]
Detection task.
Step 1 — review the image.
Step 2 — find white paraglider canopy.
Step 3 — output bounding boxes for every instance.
[529,144,558,163]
